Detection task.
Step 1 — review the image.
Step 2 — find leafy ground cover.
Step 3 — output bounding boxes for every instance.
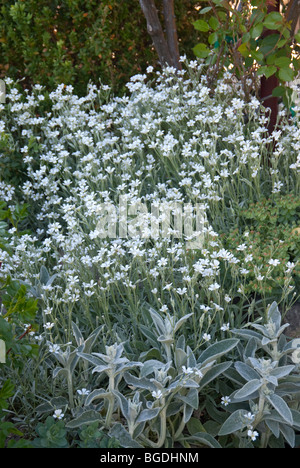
[0,60,300,448]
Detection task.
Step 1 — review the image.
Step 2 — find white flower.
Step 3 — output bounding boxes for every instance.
[221,323,230,332]
[203,333,211,342]
[244,412,255,426]
[43,322,55,330]
[247,429,259,441]
[194,369,203,378]
[152,390,163,400]
[53,409,64,420]
[48,344,61,353]
[221,396,231,406]
[182,366,194,375]
[77,388,90,395]
[208,282,220,291]
[268,259,280,266]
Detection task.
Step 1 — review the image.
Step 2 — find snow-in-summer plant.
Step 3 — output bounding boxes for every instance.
[216,302,300,448]
[0,59,299,447]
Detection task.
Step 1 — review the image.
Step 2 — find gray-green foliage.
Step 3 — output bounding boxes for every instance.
[43,302,300,448]
[70,309,238,448]
[219,302,300,448]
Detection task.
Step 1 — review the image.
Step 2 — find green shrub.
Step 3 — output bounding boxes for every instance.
[0,0,202,96]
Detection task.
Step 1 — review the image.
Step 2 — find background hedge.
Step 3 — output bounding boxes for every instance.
[0,0,202,96]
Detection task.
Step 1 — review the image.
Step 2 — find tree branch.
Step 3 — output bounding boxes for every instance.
[139,0,173,67]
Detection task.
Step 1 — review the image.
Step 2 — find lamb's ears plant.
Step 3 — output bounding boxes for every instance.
[118,337,239,448]
[24,265,59,299]
[112,390,161,441]
[52,343,85,409]
[51,323,103,409]
[219,302,300,448]
[77,342,143,428]
[146,308,193,362]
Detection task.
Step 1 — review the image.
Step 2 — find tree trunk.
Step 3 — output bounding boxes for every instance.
[139,0,181,69]
[285,0,300,37]
[259,0,280,135]
[162,0,181,69]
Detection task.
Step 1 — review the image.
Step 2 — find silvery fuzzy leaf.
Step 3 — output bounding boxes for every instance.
[140,359,166,378]
[176,334,186,350]
[234,361,260,382]
[173,313,193,333]
[265,375,278,386]
[218,409,250,436]
[243,337,257,359]
[183,402,194,423]
[199,361,232,389]
[251,323,272,337]
[149,307,166,335]
[231,328,262,342]
[267,301,281,332]
[261,336,274,346]
[91,352,128,365]
[109,423,143,448]
[35,396,68,415]
[275,323,290,337]
[176,387,199,410]
[77,352,105,367]
[266,418,280,438]
[69,345,84,373]
[277,382,300,395]
[65,409,101,428]
[166,401,183,417]
[112,390,130,420]
[92,364,111,374]
[184,432,222,449]
[168,378,199,390]
[234,379,262,400]
[174,348,187,370]
[187,345,196,368]
[53,367,68,379]
[85,388,109,405]
[157,334,173,344]
[267,408,300,436]
[51,351,67,367]
[136,407,161,423]
[133,422,146,439]
[114,361,143,376]
[270,365,295,379]
[124,372,157,392]
[291,409,300,429]
[72,321,83,346]
[39,265,50,285]
[280,423,295,448]
[198,338,239,366]
[139,325,159,348]
[266,393,293,425]
[223,367,246,386]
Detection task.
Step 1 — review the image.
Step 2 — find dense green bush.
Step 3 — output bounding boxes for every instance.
[0,0,201,96]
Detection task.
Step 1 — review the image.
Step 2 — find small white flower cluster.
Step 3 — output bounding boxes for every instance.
[0,60,299,354]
